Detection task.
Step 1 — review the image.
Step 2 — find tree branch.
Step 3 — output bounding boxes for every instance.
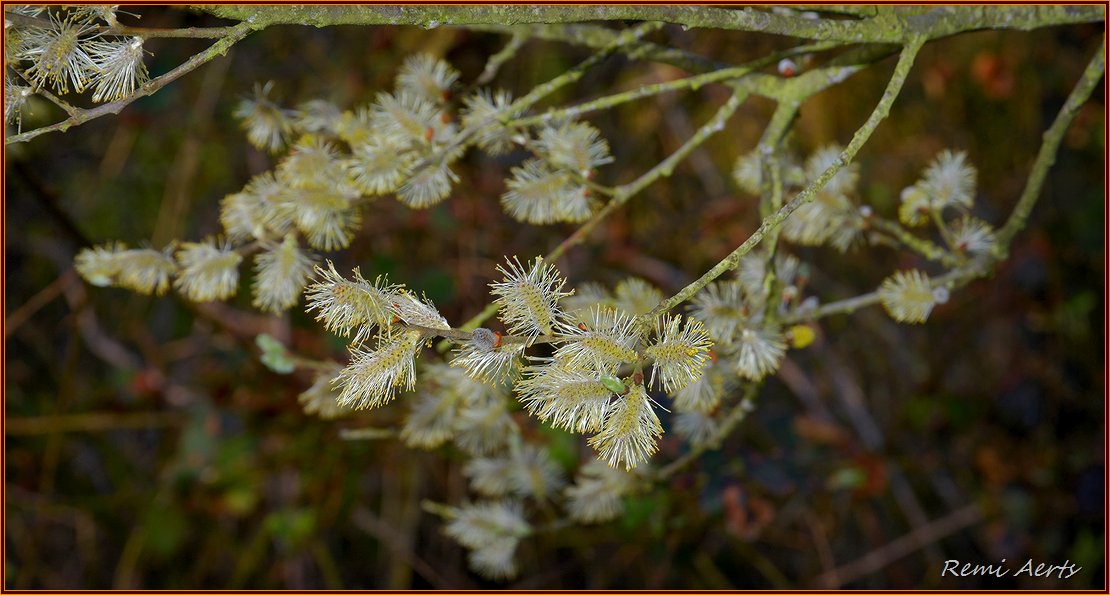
[193,6,1104,43]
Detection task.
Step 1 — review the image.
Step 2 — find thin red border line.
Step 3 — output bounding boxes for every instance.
[1104,19,1109,595]
[82,1,1110,5]
[1,3,1106,595]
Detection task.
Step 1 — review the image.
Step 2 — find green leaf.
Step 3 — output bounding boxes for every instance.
[255,332,284,353]
[826,466,866,490]
[256,333,294,374]
[265,509,316,545]
[143,502,189,558]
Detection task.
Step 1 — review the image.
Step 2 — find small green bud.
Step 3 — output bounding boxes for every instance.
[599,375,626,395]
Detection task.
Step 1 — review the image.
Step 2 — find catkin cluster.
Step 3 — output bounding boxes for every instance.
[6,6,151,129]
[734,144,992,325]
[75,53,617,315]
[882,150,993,323]
[304,255,715,472]
[300,256,684,578]
[66,43,1001,582]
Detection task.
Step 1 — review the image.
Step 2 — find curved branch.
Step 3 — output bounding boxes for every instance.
[994,39,1106,254]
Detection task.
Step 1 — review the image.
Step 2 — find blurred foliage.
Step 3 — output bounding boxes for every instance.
[5,6,1104,589]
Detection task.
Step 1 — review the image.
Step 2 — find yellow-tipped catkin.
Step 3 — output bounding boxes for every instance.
[173,239,242,302]
[252,234,314,313]
[335,330,423,410]
[553,305,640,374]
[304,261,401,344]
[516,361,613,434]
[879,269,938,324]
[490,256,571,337]
[587,384,663,470]
[645,314,713,394]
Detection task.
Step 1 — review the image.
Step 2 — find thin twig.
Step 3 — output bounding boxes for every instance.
[655,382,760,481]
[780,262,982,325]
[6,411,186,435]
[401,322,562,347]
[421,21,663,172]
[870,217,960,267]
[784,291,883,324]
[11,67,80,116]
[470,33,526,89]
[506,41,839,129]
[749,99,800,326]
[5,270,77,338]
[99,24,240,39]
[465,22,726,74]
[814,504,982,588]
[351,507,452,589]
[11,161,93,248]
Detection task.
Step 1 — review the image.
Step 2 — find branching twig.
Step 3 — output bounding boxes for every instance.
[641,36,926,323]
[506,41,839,129]
[470,33,527,89]
[814,504,982,588]
[6,20,255,144]
[782,39,1104,325]
[780,261,985,325]
[416,21,662,172]
[869,218,960,267]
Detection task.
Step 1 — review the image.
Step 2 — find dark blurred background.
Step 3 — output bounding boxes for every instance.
[5,7,1104,589]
